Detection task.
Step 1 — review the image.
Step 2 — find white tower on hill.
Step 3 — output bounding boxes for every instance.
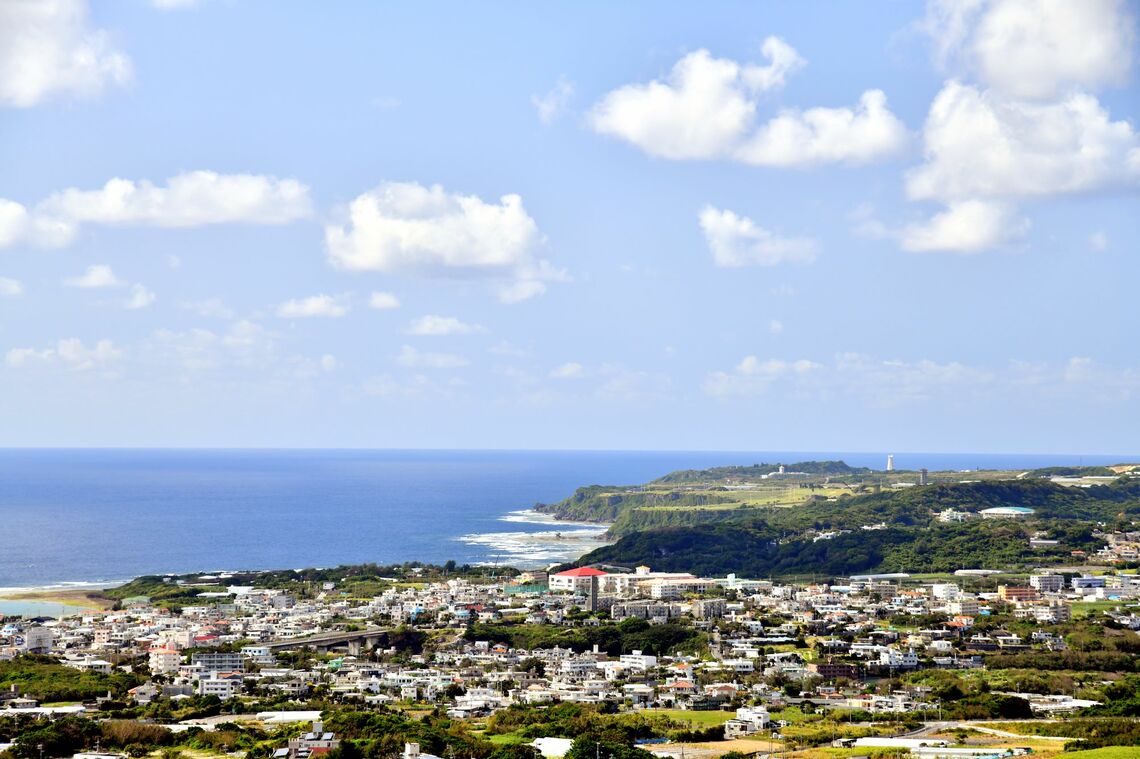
[886,454,895,472]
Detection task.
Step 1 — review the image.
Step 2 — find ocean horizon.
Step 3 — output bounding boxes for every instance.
[1,448,1135,589]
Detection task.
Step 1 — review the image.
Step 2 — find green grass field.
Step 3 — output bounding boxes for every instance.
[1058,748,1140,759]
[642,709,736,726]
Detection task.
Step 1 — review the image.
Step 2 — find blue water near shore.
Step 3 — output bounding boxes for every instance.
[0,449,1133,587]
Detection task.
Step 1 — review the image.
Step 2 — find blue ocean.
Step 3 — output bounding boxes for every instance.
[0,449,1133,588]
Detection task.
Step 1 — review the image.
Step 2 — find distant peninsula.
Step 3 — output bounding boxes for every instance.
[539,460,1140,579]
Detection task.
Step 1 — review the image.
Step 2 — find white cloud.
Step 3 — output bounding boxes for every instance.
[406,315,484,336]
[1064,356,1094,384]
[896,1,1140,254]
[325,181,562,300]
[181,297,234,319]
[64,264,123,288]
[396,344,468,369]
[1089,231,1109,251]
[768,319,784,335]
[496,278,548,304]
[0,0,132,108]
[319,354,337,372]
[920,0,988,71]
[703,356,821,396]
[907,82,1140,202]
[368,291,401,310]
[0,199,30,246]
[588,39,802,160]
[834,353,995,404]
[550,362,584,379]
[733,90,910,167]
[41,171,312,232]
[532,78,574,124]
[124,283,156,310]
[151,0,198,8]
[699,206,817,266]
[739,356,821,376]
[928,0,1137,101]
[5,337,122,371]
[276,294,349,318]
[704,352,995,401]
[901,199,1029,253]
[0,171,313,250]
[145,320,277,373]
[0,277,23,296]
[588,39,907,166]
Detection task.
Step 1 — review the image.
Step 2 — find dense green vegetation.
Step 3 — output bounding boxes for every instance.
[465,618,704,656]
[105,562,519,605]
[576,517,1101,577]
[535,486,739,524]
[653,460,870,483]
[568,476,1140,577]
[0,656,141,703]
[987,719,1140,751]
[486,702,721,743]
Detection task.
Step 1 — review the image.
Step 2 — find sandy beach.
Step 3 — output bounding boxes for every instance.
[0,586,115,610]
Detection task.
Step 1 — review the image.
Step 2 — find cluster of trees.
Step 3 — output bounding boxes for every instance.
[487,702,717,743]
[654,461,869,483]
[465,618,704,657]
[535,486,738,529]
[0,656,141,703]
[106,562,519,605]
[574,475,1137,576]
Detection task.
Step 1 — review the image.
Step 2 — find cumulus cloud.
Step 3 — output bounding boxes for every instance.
[64,264,123,288]
[925,0,1136,100]
[124,283,156,310]
[734,90,910,167]
[0,200,30,247]
[406,315,484,336]
[368,291,401,310]
[0,277,23,296]
[900,199,1029,253]
[532,78,574,124]
[5,337,122,371]
[897,1,1140,253]
[906,82,1140,202]
[699,206,816,266]
[396,344,468,369]
[40,171,312,232]
[325,181,563,300]
[588,38,907,166]
[0,0,132,108]
[275,294,349,318]
[0,171,313,250]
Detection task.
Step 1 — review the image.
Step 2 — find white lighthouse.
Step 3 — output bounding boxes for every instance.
[886,454,895,472]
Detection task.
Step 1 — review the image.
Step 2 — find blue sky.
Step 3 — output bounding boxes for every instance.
[0,0,1137,453]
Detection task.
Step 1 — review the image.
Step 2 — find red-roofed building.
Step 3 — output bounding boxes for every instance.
[550,566,608,592]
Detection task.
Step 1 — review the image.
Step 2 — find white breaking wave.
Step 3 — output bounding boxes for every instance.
[456,522,610,567]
